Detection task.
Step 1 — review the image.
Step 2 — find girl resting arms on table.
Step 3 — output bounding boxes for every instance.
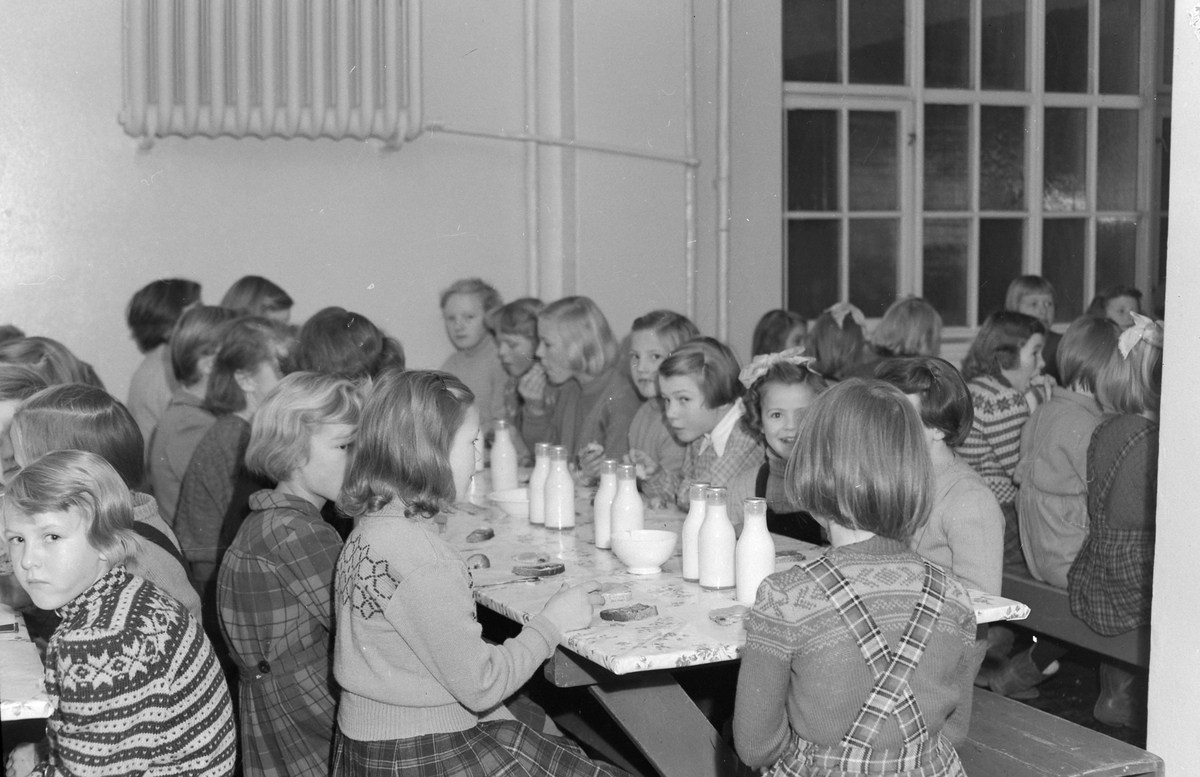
[331,368,627,777]
[3,451,235,777]
[733,379,977,777]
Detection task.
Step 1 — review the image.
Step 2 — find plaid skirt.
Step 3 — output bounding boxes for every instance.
[331,719,629,777]
[768,733,966,777]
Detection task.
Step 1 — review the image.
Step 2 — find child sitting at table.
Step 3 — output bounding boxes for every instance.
[2,450,235,777]
[733,380,977,775]
[659,336,763,524]
[294,306,406,379]
[220,274,294,323]
[485,297,546,461]
[733,347,827,543]
[1005,275,1060,383]
[219,372,363,777]
[440,278,508,432]
[331,369,626,777]
[626,310,699,505]
[956,310,1046,566]
[1016,315,1119,589]
[751,309,806,357]
[807,302,869,381]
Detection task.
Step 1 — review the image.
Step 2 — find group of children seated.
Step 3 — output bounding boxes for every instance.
[0,272,1162,777]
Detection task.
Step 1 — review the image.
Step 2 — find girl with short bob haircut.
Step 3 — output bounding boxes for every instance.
[806,302,868,381]
[2,451,236,777]
[125,278,202,448]
[0,336,104,389]
[523,296,641,475]
[485,297,545,459]
[331,369,621,777]
[658,336,762,522]
[294,306,406,380]
[751,309,807,357]
[221,275,294,322]
[871,297,943,359]
[626,310,700,504]
[1004,275,1060,382]
[734,380,975,775]
[957,310,1046,566]
[11,383,201,616]
[439,278,507,433]
[220,372,364,777]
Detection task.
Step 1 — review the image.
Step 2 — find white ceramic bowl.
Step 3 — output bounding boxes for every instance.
[488,488,530,518]
[611,529,678,575]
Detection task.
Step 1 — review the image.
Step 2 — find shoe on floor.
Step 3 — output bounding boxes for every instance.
[989,648,1057,698]
[1094,662,1139,728]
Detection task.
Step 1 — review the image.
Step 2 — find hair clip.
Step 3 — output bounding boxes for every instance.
[1118,313,1164,359]
[739,346,815,389]
[825,302,866,330]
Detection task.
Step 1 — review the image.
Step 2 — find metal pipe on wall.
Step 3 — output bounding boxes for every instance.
[684,0,697,322]
[716,0,731,342]
[525,0,540,298]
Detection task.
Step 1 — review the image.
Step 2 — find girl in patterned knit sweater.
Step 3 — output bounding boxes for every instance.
[733,380,977,776]
[659,337,763,526]
[2,451,235,777]
[331,369,626,777]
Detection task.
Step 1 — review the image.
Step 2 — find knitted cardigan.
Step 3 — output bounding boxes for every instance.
[36,567,235,776]
[956,374,1030,505]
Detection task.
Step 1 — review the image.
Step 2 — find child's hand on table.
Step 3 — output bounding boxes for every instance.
[518,365,549,413]
[576,442,605,482]
[5,743,38,777]
[540,581,603,633]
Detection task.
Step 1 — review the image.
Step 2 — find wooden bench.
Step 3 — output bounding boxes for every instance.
[1001,565,1150,668]
[961,688,1164,776]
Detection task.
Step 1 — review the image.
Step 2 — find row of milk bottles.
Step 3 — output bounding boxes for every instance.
[495,425,775,607]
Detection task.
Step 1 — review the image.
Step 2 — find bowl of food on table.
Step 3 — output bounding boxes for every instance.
[488,488,530,518]
[611,529,678,574]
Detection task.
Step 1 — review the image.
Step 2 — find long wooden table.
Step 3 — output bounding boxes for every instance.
[447,485,1029,777]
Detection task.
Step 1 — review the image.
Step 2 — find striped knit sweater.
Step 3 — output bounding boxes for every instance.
[956,374,1030,505]
[36,567,236,777]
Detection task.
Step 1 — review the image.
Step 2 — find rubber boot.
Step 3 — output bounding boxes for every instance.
[1094,662,1138,728]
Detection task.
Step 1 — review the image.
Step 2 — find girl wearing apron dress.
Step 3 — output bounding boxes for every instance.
[733,380,978,777]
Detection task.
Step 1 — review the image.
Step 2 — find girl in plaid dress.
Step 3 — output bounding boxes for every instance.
[733,380,977,777]
[218,372,363,776]
[331,369,627,777]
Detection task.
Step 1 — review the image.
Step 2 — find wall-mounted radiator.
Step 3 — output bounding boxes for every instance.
[120,0,422,143]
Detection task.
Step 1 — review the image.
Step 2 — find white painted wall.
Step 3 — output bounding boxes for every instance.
[0,0,784,399]
[1146,3,1200,769]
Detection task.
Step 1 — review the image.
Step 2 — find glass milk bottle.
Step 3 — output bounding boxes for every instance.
[490,420,519,493]
[736,498,776,605]
[681,481,710,582]
[544,446,576,530]
[609,463,645,538]
[698,486,736,590]
[593,460,619,549]
[528,442,550,525]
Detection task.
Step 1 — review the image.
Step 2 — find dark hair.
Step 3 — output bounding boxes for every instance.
[12,384,146,490]
[751,310,806,358]
[658,336,743,408]
[960,311,1046,382]
[125,279,202,352]
[169,306,240,387]
[0,325,26,344]
[205,317,294,416]
[339,369,474,519]
[0,337,105,390]
[486,298,544,340]
[1056,315,1119,392]
[632,310,701,354]
[220,276,293,317]
[807,311,867,381]
[874,357,973,447]
[785,379,932,541]
[293,306,405,379]
[742,361,828,441]
[1086,285,1144,319]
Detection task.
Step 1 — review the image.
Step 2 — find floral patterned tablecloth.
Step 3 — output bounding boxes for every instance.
[0,604,53,721]
[447,488,1029,677]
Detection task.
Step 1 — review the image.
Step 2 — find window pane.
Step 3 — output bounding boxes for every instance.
[1161,116,1171,209]
[787,110,838,212]
[1096,217,1138,291]
[982,0,1026,90]
[1100,0,1140,94]
[787,219,840,318]
[1042,218,1087,319]
[849,0,905,85]
[783,0,838,82]
[1098,109,1139,211]
[980,106,1026,210]
[924,105,969,211]
[849,111,898,211]
[978,219,1025,323]
[923,219,969,326]
[848,219,898,317]
[1045,0,1089,93]
[925,0,969,89]
[1044,107,1088,211]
